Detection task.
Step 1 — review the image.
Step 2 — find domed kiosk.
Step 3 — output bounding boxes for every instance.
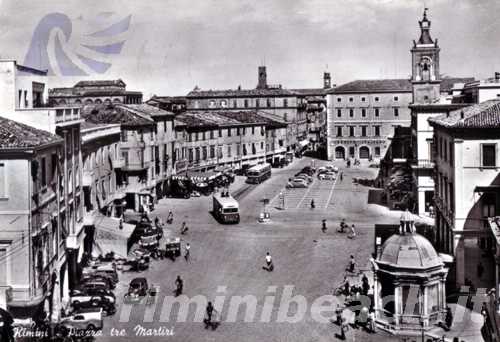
[373,211,448,333]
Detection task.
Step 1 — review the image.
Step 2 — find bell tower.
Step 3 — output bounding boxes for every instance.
[411,8,441,104]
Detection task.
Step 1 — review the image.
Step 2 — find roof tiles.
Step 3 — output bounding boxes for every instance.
[429,99,500,129]
[0,116,62,149]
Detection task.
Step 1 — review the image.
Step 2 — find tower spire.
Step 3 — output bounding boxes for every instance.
[417,7,434,45]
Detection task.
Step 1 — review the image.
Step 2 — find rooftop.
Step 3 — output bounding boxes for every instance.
[378,233,443,269]
[175,111,243,128]
[186,87,297,98]
[147,96,187,104]
[81,104,154,127]
[291,88,327,96]
[428,99,500,129]
[0,116,62,150]
[74,79,126,88]
[117,104,174,118]
[332,79,412,93]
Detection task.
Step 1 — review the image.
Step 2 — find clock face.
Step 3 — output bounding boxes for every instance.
[422,21,429,28]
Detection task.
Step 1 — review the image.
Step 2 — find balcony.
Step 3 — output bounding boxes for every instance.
[122,161,151,171]
[55,107,81,124]
[111,158,125,169]
[411,159,435,169]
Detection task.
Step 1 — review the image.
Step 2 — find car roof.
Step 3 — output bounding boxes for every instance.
[131,277,147,284]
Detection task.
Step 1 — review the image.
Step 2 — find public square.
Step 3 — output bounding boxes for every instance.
[95,157,406,342]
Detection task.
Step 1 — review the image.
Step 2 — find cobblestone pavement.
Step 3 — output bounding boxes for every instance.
[94,157,416,342]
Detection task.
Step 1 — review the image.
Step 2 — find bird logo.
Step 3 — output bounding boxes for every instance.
[23,12,131,76]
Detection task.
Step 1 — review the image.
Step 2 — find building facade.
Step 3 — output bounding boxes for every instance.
[174,111,268,172]
[0,60,85,320]
[48,79,143,106]
[185,66,304,151]
[327,79,413,161]
[0,117,63,323]
[428,100,500,289]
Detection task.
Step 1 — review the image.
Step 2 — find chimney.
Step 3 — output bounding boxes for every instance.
[495,72,500,82]
[323,72,332,89]
[257,66,267,89]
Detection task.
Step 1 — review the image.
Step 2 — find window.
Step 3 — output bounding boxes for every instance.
[121,131,128,142]
[283,99,288,107]
[202,146,207,160]
[349,109,354,117]
[220,100,227,108]
[210,130,214,139]
[188,149,193,162]
[0,162,6,197]
[252,127,255,135]
[164,121,167,132]
[218,146,223,159]
[337,97,341,102]
[195,147,200,161]
[374,108,380,117]
[209,100,216,108]
[374,96,380,102]
[337,109,342,117]
[218,129,222,137]
[244,99,249,108]
[283,113,288,122]
[51,153,57,183]
[361,109,366,117]
[210,146,215,158]
[361,126,367,137]
[236,143,241,156]
[349,97,353,102]
[267,99,271,107]
[233,100,237,108]
[361,97,366,102]
[374,126,380,137]
[394,96,399,101]
[236,128,240,136]
[482,144,496,167]
[227,145,232,158]
[255,99,259,108]
[374,147,381,157]
[336,126,343,137]
[349,126,355,137]
[260,142,264,150]
[40,157,47,187]
[122,151,129,166]
[195,132,199,141]
[227,128,232,137]
[394,108,399,117]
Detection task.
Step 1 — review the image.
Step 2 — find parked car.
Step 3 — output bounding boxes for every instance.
[326,165,339,173]
[70,289,115,304]
[60,308,103,332]
[300,167,315,176]
[286,179,309,188]
[82,267,118,286]
[124,277,149,303]
[318,172,336,180]
[294,174,313,183]
[78,280,112,293]
[70,296,116,316]
[81,274,115,289]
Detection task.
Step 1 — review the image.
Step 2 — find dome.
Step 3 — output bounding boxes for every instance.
[378,233,442,269]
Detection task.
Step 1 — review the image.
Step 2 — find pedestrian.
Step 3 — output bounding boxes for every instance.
[477,261,484,279]
[368,309,376,333]
[343,276,350,295]
[348,255,356,273]
[321,219,327,233]
[154,216,160,227]
[205,301,214,326]
[167,210,173,224]
[119,218,123,230]
[175,275,183,296]
[340,317,348,340]
[310,199,315,209]
[340,171,343,182]
[263,252,274,271]
[362,273,370,295]
[348,224,356,239]
[339,218,346,233]
[184,243,191,262]
[180,222,189,235]
[335,304,343,325]
[445,306,453,329]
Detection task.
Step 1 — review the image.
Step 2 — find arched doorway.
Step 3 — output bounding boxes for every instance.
[335,146,345,160]
[359,146,370,159]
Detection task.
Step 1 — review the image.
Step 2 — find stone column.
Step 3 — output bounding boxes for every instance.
[394,285,400,328]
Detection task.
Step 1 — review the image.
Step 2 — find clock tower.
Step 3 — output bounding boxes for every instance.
[411,8,441,104]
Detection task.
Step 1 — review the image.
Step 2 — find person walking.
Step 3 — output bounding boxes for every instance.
[340,171,343,182]
[205,301,215,327]
[335,304,344,325]
[321,219,327,233]
[348,255,356,273]
[180,222,189,235]
[340,317,348,340]
[362,273,370,295]
[339,219,346,233]
[167,210,173,224]
[310,199,315,209]
[175,275,183,296]
[184,243,191,262]
[348,224,356,239]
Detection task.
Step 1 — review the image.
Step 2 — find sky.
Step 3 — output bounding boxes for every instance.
[0,0,499,99]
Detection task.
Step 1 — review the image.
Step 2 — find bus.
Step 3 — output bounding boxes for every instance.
[213,192,240,224]
[246,163,272,184]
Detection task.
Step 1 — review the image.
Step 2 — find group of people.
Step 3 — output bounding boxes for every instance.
[338,219,356,239]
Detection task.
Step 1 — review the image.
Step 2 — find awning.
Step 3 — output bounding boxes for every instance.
[92,215,135,258]
[299,139,309,148]
[474,185,500,193]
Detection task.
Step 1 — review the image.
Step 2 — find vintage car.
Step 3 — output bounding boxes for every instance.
[124,278,149,303]
[286,179,309,188]
[70,295,116,316]
[60,308,103,332]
